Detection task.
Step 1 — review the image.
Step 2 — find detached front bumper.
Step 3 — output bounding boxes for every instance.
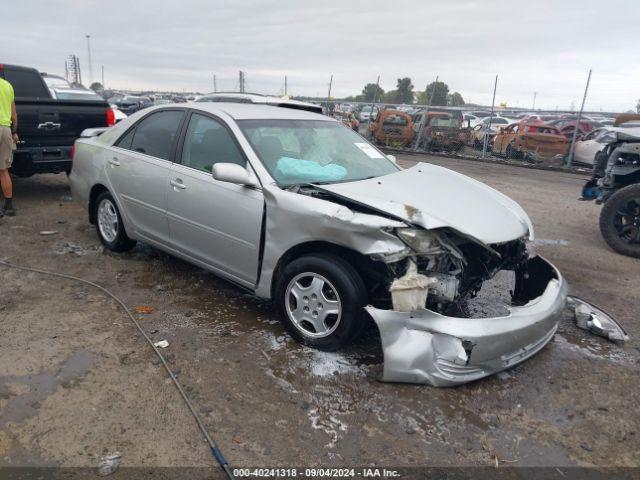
[366,255,568,387]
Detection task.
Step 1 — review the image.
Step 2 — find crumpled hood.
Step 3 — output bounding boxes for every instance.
[318,163,533,244]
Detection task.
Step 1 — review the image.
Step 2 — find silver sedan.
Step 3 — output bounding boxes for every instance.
[69,103,567,386]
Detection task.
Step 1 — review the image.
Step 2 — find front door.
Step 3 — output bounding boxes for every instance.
[167,112,263,287]
[107,109,185,243]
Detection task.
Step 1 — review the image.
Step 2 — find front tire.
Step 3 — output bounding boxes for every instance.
[94,191,136,252]
[599,184,640,258]
[275,254,368,351]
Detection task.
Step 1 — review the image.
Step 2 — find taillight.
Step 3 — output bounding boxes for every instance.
[106,107,115,126]
[70,144,75,161]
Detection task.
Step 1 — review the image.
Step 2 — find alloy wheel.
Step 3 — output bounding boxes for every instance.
[285,272,342,338]
[97,198,119,243]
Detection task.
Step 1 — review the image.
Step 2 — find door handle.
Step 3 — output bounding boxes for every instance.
[170,179,187,190]
[108,157,120,167]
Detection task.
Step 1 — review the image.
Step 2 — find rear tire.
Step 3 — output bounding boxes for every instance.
[94,191,136,252]
[599,184,640,258]
[274,254,368,351]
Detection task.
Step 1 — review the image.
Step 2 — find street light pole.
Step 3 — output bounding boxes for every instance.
[532,91,537,110]
[85,35,93,85]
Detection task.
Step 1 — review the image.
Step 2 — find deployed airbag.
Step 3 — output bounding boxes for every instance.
[275,157,347,183]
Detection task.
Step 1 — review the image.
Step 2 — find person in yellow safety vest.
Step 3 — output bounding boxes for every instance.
[0,76,17,217]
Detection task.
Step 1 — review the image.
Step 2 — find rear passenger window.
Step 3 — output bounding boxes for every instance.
[116,128,136,150]
[128,110,184,160]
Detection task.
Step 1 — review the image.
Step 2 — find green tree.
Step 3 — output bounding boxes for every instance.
[383,90,400,103]
[447,91,465,107]
[90,82,104,92]
[396,77,414,104]
[418,81,449,106]
[361,83,385,102]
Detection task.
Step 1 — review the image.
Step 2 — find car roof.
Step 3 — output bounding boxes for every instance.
[188,102,334,121]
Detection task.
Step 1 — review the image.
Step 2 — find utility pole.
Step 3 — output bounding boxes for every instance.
[213,75,217,92]
[532,91,538,110]
[326,75,333,115]
[368,75,380,132]
[413,75,438,150]
[85,35,93,85]
[101,65,104,87]
[482,75,498,159]
[567,69,592,167]
[238,71,245,93]
[284,75,287,96]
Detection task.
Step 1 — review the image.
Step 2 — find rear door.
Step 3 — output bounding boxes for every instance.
[167,112,263,286]
[107,109,185,243]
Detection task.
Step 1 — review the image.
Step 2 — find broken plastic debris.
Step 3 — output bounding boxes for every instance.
[568,296,628,344]
[39,230,58,236]
[133,306,154,314]
[389,262,434,312]
[97,451,122,476]
[153,340,169,348]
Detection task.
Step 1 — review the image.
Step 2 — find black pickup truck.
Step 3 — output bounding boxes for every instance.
[0,63,114,177]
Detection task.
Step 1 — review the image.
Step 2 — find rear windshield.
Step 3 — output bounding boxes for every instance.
[1,68,50,98]
[383,114,408,126]
[429,116,458,127]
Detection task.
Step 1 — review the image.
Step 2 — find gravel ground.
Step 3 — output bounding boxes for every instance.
[0,154,638,475]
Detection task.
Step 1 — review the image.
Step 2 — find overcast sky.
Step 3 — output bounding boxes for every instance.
[3,0,638,111]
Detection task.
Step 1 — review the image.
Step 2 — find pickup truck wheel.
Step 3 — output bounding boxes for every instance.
[275,254,368,351]
[599,184,640,258]
[94,191,136,252]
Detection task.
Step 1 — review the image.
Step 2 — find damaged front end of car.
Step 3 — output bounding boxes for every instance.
[260,164,568,387]
[367,227,567,387]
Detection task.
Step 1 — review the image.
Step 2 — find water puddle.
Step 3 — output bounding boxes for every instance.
[0,351,95,427]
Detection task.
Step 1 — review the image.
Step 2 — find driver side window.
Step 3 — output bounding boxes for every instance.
[181,114,246,173]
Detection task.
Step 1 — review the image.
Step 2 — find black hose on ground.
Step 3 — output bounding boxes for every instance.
[0,259,235,480]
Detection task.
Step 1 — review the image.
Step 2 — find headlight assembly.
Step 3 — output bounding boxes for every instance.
[396,228,442,254]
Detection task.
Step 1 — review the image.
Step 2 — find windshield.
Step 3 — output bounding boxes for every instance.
[429,116,457,127]
[54,90,102,100]
[43,76,71,88]
[383,114,408,126]
[238,119,399,186]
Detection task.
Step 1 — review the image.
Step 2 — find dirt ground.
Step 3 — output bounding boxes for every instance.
[0,154,639,474]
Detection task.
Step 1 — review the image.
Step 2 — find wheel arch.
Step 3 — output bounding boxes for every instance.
[269,240,383,300]
[88,184,109,224]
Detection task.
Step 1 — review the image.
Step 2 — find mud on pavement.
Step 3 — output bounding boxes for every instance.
[1,156,639,473]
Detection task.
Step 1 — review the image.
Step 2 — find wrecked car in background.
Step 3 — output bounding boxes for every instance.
[69,103,567,387]
[581,127,640,258]
[492,121,569,160]
[416,112,469,152]
[371,109,415,147]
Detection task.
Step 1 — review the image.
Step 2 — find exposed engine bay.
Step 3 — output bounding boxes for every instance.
[291,183,534,318]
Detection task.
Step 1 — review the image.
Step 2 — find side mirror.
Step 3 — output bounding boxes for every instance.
[387,154,397,164]
[212,163,259,187]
